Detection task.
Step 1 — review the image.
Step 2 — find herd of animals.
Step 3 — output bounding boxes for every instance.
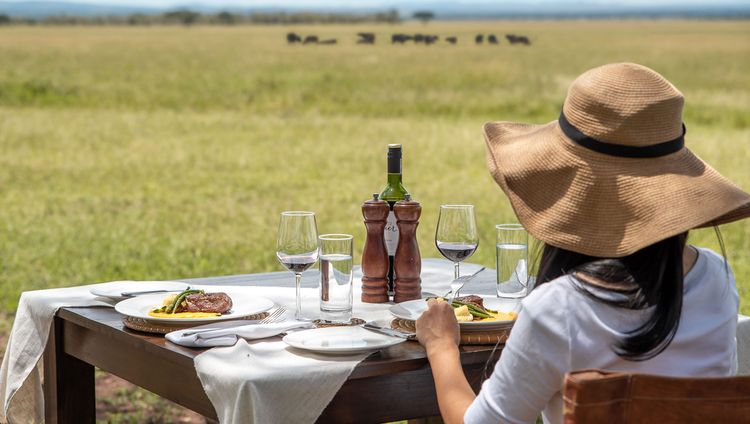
[286,32,531,46]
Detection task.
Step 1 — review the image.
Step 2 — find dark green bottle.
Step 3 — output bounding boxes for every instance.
[379,144,409,295]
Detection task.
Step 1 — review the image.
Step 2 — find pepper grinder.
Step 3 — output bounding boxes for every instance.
[393,194,422,303]
[361,194,390,303]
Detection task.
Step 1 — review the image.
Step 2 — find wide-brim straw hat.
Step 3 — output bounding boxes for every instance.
[484,62,750,257]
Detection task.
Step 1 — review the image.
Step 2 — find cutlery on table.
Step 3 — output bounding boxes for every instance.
[195,314,310,341]
[362,322,416,340]
[444,266,486,303]
[180,307,288,337]
[120,289,180,297]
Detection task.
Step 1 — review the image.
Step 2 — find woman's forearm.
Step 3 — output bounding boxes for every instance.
[426,342,476,424]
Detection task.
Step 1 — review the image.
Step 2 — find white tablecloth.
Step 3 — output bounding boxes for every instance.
[0,284,114,424]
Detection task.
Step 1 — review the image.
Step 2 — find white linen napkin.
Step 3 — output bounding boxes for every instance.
[194,339,371,424]
[166,320,314,348]
[0,284,115,424]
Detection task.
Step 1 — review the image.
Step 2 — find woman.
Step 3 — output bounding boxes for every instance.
[416,63,750,424]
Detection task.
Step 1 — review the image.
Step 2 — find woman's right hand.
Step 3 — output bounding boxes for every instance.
[416,299,460,354]
[416,299,474,424]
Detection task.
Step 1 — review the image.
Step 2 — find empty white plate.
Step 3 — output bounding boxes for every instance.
[90,281,189,301]
[283,326,406,354]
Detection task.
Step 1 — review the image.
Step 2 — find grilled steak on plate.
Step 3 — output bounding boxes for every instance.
[455,295,484,309]
[180,293,233,314]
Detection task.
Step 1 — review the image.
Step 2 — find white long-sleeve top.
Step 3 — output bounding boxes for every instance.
[464,247,739,424]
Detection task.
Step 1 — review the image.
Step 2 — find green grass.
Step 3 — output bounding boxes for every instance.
[0,21,748,321]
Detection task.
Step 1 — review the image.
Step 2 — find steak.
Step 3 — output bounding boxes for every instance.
[180,292,233,314]
[455,295,484,309]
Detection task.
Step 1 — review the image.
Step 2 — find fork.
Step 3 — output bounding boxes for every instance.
[180,307,288,337]
[258,307,288,324]
[444,267,486,303]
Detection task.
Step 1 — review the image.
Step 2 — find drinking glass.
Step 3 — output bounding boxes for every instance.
[276,211,318,320]
[496,224,529,298]
[318,234,354,324]
[435,205,479,280]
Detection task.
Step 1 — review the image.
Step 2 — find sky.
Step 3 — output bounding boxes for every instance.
[4,0,748,6]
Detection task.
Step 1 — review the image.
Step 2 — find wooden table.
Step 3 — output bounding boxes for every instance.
[43,266,503,423]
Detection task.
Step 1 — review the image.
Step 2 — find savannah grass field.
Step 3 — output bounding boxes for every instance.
[0,19,749,421]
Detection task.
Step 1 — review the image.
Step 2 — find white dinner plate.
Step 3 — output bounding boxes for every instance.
[90,281,190,301]
[389,295,520,333]
[114,290,274,324]
[283,326,406,355]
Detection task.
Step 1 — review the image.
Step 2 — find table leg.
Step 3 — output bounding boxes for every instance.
[43,316,96,424]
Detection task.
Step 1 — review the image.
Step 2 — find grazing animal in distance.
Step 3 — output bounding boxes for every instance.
[475,34,483,44]
[446,36,457,44]
[357,32,375,44]
[424,35,439,45]
[391,33,412,44]
[413,33,425,43]
[303,35,319,44]
[506,34,531,45]
[488,34,499,44]
[319,39,337,45]
[287,32,302,44]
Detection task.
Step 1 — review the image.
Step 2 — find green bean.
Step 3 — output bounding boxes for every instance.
[451,300,492,318]
[169,289,203,313]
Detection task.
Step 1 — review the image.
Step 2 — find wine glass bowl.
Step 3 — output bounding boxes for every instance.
[276,211,318,320]
[435,205,479,281]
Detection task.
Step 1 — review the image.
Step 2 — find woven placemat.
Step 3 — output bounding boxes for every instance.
[391,318,513,345]
[312,318,365,328]
[123,312,269,335]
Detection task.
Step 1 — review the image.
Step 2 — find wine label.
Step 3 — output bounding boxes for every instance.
[384,211,399,255]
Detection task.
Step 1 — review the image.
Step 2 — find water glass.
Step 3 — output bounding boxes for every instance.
[319,234,354,324]
[496,224,529,298]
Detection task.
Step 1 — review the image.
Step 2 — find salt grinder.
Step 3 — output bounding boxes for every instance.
[393,194,421,303]
[361,194,390,303]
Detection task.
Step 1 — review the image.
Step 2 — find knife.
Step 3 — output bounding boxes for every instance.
[120,289,180,297]
[363,322,416,340]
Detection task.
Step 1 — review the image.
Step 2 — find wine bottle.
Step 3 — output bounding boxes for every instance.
[379,144,409,296]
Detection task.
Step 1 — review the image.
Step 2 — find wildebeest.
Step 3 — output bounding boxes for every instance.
[488,34,499,44]
[303,35,319,44]
[424,35,439,45]
[475,34,483,44]
[446,36,457,44]
[413,33,425,43]
[287,32,302,44]
[506,34,531,45]
[391,33,412,44]
[357,32,375,44]
[319,39,337,45]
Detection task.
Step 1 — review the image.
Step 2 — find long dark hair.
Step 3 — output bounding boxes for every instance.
[536,232,688,361]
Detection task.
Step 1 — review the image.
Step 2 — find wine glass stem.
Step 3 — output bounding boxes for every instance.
[295,273,302,320]
[454,261,460,280]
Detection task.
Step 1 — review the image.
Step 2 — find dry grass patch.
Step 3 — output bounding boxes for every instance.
[96,371,208,424]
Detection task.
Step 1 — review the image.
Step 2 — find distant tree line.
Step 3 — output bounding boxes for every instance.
[0,9,402,26]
